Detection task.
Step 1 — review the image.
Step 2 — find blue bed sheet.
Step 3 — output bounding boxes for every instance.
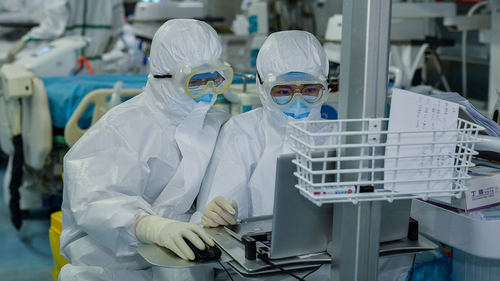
[41,74,253,129]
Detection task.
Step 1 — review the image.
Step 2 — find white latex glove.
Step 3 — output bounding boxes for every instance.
[7,39,26,63]
[202,196,238,227]
[135,215,214,260]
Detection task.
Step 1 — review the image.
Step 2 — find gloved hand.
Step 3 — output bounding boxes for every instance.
[7,39,26,63]
[135,215,214,260]
[202,196,238,227]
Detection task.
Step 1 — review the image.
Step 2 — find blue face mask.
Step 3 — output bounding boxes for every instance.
[276,98,312,119]
[192,88,215,103]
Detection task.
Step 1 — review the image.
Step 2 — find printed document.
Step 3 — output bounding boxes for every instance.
[385,89,459,203]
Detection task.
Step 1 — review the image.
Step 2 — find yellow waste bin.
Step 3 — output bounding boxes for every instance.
[49,210,70,280]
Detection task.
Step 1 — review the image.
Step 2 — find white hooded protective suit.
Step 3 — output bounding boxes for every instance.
[59,19,230,281]
[191,31,332,281]
[22,0,124,71]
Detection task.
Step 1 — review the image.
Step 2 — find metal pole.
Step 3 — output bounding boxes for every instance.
[332,0,392,279]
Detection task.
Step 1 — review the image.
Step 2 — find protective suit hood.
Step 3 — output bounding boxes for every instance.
[256,30,329,132]
[146,19,223,123]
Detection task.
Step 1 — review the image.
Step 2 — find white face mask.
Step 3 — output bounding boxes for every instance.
[191,88,215,103]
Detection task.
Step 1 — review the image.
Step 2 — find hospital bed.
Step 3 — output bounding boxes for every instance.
[64,87,144,147]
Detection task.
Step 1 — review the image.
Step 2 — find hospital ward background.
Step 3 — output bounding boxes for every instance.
[0,0,499,280]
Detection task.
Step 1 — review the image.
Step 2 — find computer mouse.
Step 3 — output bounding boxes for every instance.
[184,238,222,262]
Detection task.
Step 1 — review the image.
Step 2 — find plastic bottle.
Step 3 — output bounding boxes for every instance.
[109,81,123,110]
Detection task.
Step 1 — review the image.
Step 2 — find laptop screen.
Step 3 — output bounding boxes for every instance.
[270,152,335,259]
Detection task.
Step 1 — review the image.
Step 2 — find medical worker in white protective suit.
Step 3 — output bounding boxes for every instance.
[58,19,233,281]
[7,0,124,73]
[191,31,333,280]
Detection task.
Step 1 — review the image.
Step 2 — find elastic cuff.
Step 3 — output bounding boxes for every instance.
[134,214,152,243]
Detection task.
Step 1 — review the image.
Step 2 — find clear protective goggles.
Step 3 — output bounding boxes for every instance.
[159,59,234,99]
[262,71,329,108]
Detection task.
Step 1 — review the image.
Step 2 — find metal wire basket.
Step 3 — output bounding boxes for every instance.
[290,118,484,206]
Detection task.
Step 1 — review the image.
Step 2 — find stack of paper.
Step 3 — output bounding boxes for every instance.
[385,89,459,203]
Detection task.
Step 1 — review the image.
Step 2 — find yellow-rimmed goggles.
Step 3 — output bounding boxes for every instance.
[262,71,329,108]
[158,59,234,99]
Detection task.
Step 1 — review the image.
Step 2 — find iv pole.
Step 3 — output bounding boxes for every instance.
[332,0,392,279]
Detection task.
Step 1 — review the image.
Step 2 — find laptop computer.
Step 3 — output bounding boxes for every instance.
[224,151,336,259]
[216,151,413,272]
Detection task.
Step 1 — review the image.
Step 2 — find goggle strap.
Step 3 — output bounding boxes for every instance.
[257,72,263,85]
[154,74,173,79]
